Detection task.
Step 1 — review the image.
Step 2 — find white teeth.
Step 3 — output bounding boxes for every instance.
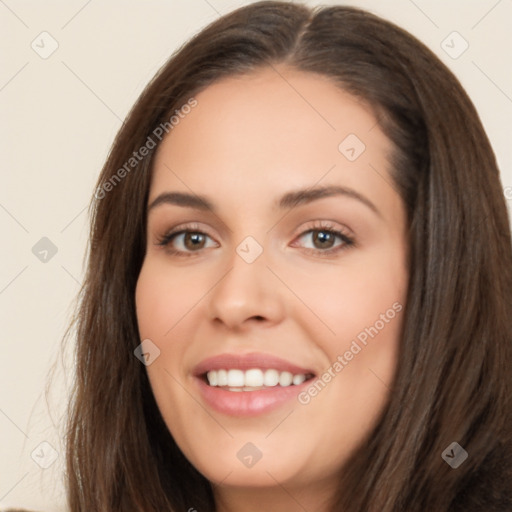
[217,369,228,386]
[205,368,309,388]
[279,371,293,387]
[245,368,264,387]
[206,370,217,386]
[263,369,279,386]
[227,369,245,387]
[292,374,306,385]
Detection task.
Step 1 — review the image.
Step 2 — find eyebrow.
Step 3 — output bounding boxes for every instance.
[147,185,381,217]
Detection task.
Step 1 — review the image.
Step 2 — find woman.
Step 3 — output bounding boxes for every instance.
[62,1,512,510]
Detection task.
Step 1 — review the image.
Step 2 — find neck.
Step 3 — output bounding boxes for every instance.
[213,477,337,512]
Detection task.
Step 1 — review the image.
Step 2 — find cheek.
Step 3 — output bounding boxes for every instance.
[288,248,406,424]
[135,261,207,339]
[286,251,407,352]
[135,263,195,404]
[298,252,406,428]
[285,277,404,471]
[134,263,204,452]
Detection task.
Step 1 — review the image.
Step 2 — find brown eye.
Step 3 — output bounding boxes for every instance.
[156,227,218,257]
[295,228,354,254]
[183,232,207,250]
[311,230,337,249]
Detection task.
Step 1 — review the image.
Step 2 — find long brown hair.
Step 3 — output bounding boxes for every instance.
[59,2,512,510]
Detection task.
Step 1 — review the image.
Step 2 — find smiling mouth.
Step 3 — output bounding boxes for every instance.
[201,368,316,391]
[193,352,318,414]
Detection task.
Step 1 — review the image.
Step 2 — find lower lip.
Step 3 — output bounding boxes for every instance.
[196,377,311,416]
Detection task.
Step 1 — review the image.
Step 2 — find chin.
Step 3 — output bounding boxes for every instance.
[175,429,323,489]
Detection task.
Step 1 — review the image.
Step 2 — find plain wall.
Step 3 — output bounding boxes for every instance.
[1,0,510,509]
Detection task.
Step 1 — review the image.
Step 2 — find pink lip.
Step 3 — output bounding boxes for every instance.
[192,352,315,376]
[195,377,313,417]
[192,352,316,417]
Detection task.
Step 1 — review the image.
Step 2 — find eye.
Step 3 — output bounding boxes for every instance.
[155,223,217,257]
[292,222,355,256]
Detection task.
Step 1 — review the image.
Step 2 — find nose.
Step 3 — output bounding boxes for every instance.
[206,243,285,331]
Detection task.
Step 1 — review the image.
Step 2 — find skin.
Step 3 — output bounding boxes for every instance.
[135,66,409,512]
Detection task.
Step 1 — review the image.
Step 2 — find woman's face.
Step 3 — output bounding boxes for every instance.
[135,66,409,508]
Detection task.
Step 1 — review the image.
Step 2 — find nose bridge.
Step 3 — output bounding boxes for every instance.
[207,234,283,328]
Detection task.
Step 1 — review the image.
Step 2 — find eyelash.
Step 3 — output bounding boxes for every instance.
[155,221,355,258]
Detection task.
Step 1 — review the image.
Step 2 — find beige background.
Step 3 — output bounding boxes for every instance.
[1,0,511,510]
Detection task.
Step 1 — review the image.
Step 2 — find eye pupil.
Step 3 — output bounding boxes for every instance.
[313,230,334,248]
[185,232,205,250]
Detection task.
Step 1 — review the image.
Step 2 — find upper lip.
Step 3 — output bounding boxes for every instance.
[193,352,316,377]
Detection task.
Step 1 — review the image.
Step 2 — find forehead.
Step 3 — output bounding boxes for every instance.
[149,66,397,216]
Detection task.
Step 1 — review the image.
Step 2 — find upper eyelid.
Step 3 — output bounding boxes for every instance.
[158,220,350,238]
